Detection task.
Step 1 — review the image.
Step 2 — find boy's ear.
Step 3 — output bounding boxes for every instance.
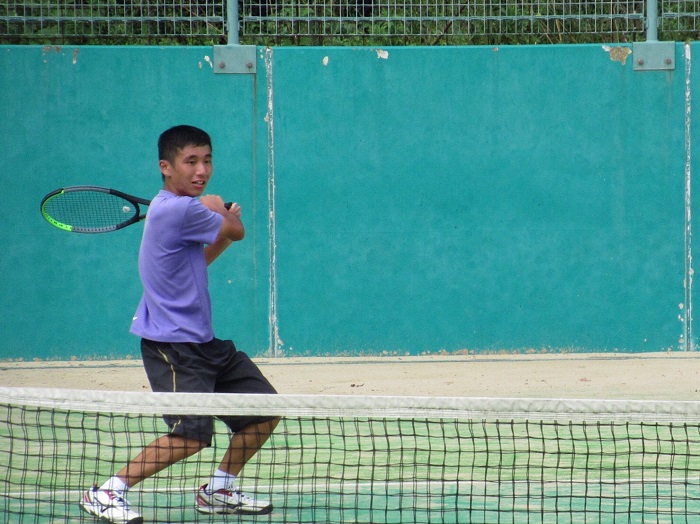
[159,159,171,178]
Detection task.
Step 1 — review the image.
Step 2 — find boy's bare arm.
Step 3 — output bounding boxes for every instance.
[200,195,245,265]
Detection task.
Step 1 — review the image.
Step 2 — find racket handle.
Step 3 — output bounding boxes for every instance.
[224,202,233,210]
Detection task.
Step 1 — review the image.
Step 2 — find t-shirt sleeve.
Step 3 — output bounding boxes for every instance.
[180,199,224,245]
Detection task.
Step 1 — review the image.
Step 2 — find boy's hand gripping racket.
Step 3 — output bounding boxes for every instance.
[41,185,231,234]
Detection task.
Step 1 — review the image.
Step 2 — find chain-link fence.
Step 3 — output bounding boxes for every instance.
[660,0,700,35]
[1,0,698,45]
[2,0,226,44]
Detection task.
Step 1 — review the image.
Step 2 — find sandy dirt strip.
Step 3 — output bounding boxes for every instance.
[1,352,698,400]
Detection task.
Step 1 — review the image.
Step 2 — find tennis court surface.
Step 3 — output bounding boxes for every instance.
[2,353,700,522]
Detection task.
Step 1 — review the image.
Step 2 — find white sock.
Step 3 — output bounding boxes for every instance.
[99,476,129,494]
[207,469,236,493]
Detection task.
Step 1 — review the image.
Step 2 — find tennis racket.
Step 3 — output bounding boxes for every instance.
[41,185,231,234]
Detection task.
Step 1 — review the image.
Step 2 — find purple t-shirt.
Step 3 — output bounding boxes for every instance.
[130,191,224,343]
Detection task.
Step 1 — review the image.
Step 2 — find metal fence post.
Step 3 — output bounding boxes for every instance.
[646,0,658,41]
[227,0,240,45]
[632,0,674,71]
[214,0,256,74]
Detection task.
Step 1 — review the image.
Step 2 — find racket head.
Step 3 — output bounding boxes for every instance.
[40,186,148,233]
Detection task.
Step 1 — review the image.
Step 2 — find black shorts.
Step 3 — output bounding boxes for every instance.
[141,337,277,445]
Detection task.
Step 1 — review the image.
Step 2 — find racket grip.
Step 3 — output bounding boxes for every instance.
[224,202,233,210]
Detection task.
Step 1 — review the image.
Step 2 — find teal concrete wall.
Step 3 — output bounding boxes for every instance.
[0,43,696,359]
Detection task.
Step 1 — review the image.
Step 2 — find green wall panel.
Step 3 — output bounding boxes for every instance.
[0,43,696,359]
[0,46,265,359]
[268,45,689,355]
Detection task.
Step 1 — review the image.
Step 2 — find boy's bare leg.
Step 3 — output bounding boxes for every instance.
[112,418,278,488]
[116,435,207,487]
[218,418,280,475]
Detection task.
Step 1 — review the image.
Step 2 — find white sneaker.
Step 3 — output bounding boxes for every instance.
[195,484,273,515]
[80,486,143,524]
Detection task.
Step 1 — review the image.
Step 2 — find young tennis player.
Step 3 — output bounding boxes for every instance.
[80,125,279,524]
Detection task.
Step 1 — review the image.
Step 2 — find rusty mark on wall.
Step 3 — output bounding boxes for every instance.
[39,46,80,66]
[602,45,632,66]
[41,46,61,55]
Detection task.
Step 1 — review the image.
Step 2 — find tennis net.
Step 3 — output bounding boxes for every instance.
[1,387,700,523]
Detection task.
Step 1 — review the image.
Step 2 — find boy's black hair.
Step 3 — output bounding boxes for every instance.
[158,125,212,164]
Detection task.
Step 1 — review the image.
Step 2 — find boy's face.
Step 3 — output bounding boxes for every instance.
[160,144,213,198]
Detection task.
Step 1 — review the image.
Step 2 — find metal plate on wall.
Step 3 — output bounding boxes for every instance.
[633,41,675,71]
[213,45,257,74]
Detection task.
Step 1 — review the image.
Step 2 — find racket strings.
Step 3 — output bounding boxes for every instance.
[42,190,139,232]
